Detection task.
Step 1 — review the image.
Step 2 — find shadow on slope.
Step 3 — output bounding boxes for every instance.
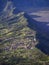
[24,13,49,55]
[0,56,26,65]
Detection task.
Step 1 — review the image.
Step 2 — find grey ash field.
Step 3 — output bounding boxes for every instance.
[0,1,49,65]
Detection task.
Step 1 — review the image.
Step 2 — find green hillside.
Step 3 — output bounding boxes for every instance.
[0,12,49,65]
[0,1,49,64]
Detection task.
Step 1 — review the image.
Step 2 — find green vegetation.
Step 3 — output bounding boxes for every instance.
[0,13,49,65]
[0,48,49,65]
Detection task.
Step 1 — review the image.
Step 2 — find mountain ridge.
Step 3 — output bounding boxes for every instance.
[0,1,49,65]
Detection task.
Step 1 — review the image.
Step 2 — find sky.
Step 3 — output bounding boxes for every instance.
[0,0,49,12]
